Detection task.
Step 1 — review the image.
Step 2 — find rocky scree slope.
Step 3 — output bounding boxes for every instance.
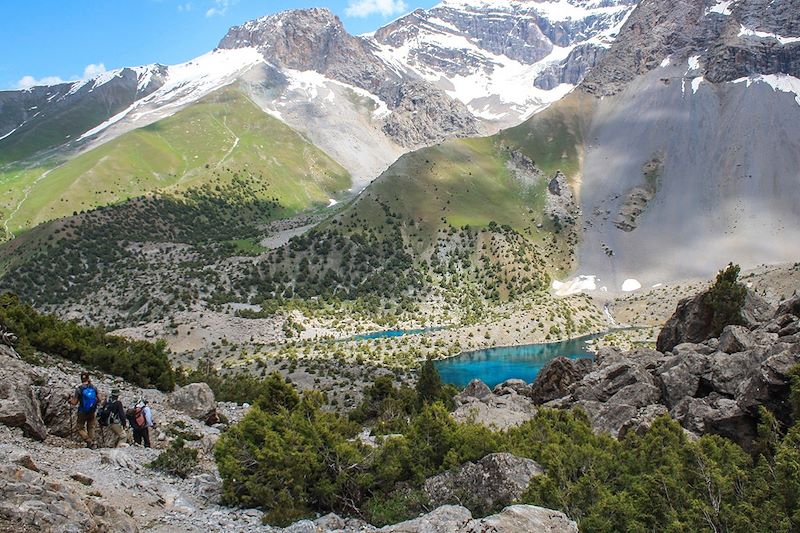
[0,343,578,532]
[572,0,800,288]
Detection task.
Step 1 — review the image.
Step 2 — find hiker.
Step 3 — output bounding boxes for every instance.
[99,389,128,447]
[68,371,99,448]
[129,400,152,448]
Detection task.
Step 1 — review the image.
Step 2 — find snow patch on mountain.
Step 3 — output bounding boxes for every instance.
[706,0,735,16]
[732,73,800,106]
[738,25,800,45]
[77,48,264,142]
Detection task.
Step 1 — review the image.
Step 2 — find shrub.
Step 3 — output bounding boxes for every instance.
[148,438,199,478]
[0,293,175,391]
[704,263,747,336]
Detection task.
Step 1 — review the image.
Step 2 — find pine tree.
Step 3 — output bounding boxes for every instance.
[415,356,442,406]
[704,263,747,336]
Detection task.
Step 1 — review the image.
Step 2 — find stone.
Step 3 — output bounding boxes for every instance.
[70,472,94,486]
[423,453,543,512]
[710,352,755,397]
[455,380,492,405]
[528,357,593,404]
[38,383,79,438]
[379,504,472,532]
[671,394,757,450]
[0,463,139,532]
[572,359,654,403]
[168,383,217,421]
[718,325,755,354]
[618,404,670,439]
[0,355,47,441]
[776,294,800,318]
[492,379,529,396]
[464,505,578,533]
[100,449,141,472]
[452,393,536,431]
[657,292,714,353]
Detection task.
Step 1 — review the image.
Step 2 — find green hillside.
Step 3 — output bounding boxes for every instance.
[0,85,350,239]
[218,92,596,308]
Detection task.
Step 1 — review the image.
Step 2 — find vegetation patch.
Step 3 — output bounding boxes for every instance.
[0,293,174,391]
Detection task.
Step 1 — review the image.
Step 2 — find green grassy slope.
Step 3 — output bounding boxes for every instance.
[0,85,350,239]
[216,92,597,308]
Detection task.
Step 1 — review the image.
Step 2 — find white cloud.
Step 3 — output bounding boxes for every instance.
[206,0,235,17]
[15,75,66,90]
[178,2,192,12]
[82,63,106,79]
[345,0,408,18]
[13,62,107,90]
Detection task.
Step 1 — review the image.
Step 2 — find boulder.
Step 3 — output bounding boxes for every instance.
[618,404,670,439]
[529,357,593,404]
[737,348,800,424]
[657,289,772,353]
[38,383,77,438]
[455,380,492,405]
[452,393,536,431]
[464,505,578,533]
[655,356,702,409]
[718,325,755,354]
[0,356,47,441]
[493,379,529,396]
[657,292,714,353]
[671,394,757,450]
[379,504,473,532]
[572,359,654,403]
[710,352,756,397]
[423,453,543,512]
[168,383,217,421]
[775,294,800,318]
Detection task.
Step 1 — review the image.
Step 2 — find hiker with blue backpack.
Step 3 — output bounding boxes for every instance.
[69,371,99,449]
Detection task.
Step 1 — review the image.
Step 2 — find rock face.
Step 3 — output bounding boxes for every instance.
[453,379,536,430]
[656,292,715,352]
[529,357,594,404]
[0,353,47,441]
[423,453,543,512]
[0,463,139,532]
[657,289,772,352]
[499,287,800,450]
[168,383,217,421]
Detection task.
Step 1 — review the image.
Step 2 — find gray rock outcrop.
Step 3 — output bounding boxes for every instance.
[423,453,543,512]
[168,383,218,421]
[0,353,47,441]
[453,380,536,430]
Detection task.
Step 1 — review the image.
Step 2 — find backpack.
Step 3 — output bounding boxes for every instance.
[133,407,147,429]
[97,400,113,427]
[78,385,97,414]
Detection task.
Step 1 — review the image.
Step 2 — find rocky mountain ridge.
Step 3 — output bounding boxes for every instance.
[1,0,637,190]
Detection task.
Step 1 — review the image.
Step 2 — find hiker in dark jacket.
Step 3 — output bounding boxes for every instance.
[105,389,128,447]
[68,371,99,449]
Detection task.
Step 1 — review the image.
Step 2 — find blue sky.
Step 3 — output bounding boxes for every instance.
[1,0,439,90]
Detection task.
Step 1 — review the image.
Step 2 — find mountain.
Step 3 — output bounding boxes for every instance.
[0,0,636,239]
[333,0,800,293]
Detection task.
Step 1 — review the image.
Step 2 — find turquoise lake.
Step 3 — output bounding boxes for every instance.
[350,327,444,341]
[434,335,598,389]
